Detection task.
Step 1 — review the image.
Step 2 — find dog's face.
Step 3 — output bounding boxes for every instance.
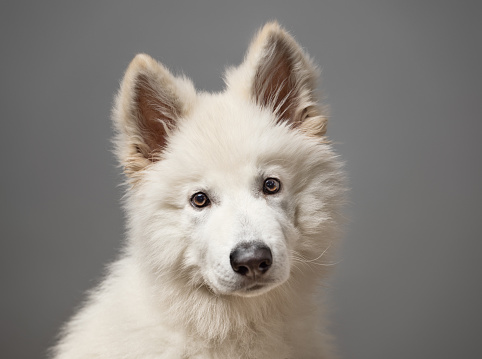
[113,22,344,297]
[155,100,306,297]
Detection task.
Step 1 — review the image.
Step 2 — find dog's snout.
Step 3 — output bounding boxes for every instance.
[230,242,272,278]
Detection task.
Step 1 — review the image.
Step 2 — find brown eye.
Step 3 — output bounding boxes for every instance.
[191,192,210,208]
[263,178,281,194]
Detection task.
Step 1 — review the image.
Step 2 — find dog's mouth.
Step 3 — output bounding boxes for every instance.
[206,275,277,297]
[246,284,264,291]
[232,280,277,297]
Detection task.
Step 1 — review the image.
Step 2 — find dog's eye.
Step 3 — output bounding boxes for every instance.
[191,192,210,208]
[263,178,281,195]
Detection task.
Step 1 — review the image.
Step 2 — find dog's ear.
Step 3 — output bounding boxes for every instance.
[112,54,196,177]
[226,22,327,137]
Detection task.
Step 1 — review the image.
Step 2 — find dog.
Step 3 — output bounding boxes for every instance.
[51,22,346,359]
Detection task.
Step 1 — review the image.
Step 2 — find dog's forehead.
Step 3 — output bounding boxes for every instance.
[170,94,293,169]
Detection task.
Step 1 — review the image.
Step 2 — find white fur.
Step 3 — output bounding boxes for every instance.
[51,22,345,359]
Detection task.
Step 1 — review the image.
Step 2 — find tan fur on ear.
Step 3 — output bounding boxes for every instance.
[225,22,327,137]
[112,54,196,178]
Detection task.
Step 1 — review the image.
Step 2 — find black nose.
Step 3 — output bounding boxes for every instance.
[230,242,272,278]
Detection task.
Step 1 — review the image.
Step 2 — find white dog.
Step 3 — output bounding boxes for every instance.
[51,22,345,359]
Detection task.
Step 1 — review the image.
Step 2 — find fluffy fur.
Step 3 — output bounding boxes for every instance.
[51,22,346,359]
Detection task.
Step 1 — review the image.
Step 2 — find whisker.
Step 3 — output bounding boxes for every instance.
[291,243,341,267]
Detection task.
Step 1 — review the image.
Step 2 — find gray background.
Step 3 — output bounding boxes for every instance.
[1,1,481,358]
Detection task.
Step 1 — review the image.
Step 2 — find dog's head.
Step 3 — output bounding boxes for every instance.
[112,22,344,298]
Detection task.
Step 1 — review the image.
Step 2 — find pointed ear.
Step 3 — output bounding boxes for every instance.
[226,22,327,137]
[112,54,196,177]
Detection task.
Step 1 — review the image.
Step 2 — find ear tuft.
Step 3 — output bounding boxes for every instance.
[226,22,327,137]
[112,54,196,178]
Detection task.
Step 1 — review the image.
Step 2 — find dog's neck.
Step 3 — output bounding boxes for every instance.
[134,252,317,344]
